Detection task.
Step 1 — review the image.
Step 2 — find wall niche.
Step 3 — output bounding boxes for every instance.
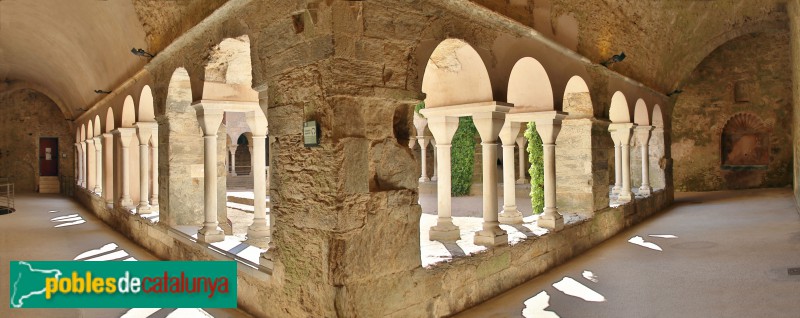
[720,113,769,170]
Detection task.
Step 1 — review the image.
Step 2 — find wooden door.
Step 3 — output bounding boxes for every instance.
[39,138,59,176]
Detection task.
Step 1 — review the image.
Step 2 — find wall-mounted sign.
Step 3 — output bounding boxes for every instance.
[303,121,320,147]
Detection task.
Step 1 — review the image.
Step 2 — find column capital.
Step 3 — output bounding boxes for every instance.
[228,145,239,152]
[473,111,507,144]
[92,136,103,149]
[498,120,522,145]
[245,109,268,136]
[425,115,460,145]
[193,103,225,137]
[135,122,156,145]
[609,123,635,144]
[635,125,653,144]
[112,127,137,147]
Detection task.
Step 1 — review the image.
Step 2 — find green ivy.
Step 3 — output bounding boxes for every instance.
[525,122,544,214]
[414,101,425,117]
[451,117,477,196]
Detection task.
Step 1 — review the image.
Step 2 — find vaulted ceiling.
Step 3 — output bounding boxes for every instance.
[0,0,226,120]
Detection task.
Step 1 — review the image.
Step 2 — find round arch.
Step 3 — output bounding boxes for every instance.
[562,75,592,117]
[609,91,630,123]
[652,105,664,128]
[80,124,86,141]
[633,99,649,125]
[93,115,102,136]
[422,39,493,108]
[139,85,155,122]
[507,57,554,111]
[86,121,94,139]
[105,108,115,133]
[121,95,136,128]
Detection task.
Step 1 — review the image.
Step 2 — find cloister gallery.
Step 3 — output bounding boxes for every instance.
[1,0,799,317]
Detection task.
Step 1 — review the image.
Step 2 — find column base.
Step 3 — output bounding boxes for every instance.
[538,209,564,231]
[638,186,652,196]
[120,198,134,209]
[197,227,225,243]
[419,177,430,182]
[618,190,633,202]
[499,209,524,224]
[429,222,460,241]
[149,204,160,212]
[93,187,102,194]
[136,203,151,214]
[230,172,238,176]
[612,185,622,195]
[431,176,438,182]
[516,178,528,185]
[259,249,275,270]
[246,225,270,248]
[474,227,508,246]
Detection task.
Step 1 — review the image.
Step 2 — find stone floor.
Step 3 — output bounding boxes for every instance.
[455,188,800,318]
[0,192,252,318]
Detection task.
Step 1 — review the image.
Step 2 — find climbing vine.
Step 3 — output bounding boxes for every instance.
[525,122,544,214]
[414,101,425,117]
[451,117,477,196]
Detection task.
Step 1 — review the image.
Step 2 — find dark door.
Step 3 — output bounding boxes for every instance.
[39,138,59,176]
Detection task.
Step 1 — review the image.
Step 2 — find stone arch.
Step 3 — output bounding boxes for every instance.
[93,116,101,137]
[138,85,155,122]
[105,108,115,133]
[652,105,664,128]
[86,121,94,140]
[720,113,769,167]
[121,96,136,128]
[202,35,258,102]
[633,99,649,125]
[609,91,630,123]
[167,68,194,113]
[506,57,554,111]
[421,39,493,108]
[562,75,592,117]
[80,124,86,141]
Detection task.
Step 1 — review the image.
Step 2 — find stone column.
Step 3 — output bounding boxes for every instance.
[430,139,438,182]
[608,127,622,195]
[229,145,238,176]
[611,123,635,202]
[194,104,225,243]
[135,122,155,214]
[473,111,508,246]
[248,145,254,176]
[75,143,83,187]
[81,141,89,188]
[93,136,103,194]
[246,110,269,248]
[149,126,159,211]
[113,128,136,208]
[636,125,653,196]
[515,135,528,184]
[499,120,523,224]
[533,113,566,231]
[102,133,114,204]
[418,136,430,182]
[421,115,460,241]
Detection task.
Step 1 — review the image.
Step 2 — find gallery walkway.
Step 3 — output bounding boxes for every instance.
[456,188,800,318]
[0,192,251,318]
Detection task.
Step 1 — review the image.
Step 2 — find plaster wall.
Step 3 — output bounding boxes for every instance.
[672,31,793,191]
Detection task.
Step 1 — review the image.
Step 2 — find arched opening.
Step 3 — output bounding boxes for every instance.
[562,76,593,118]
[631,99,650,195]
[119,95,140,209]
[104,108,115,203]
[86,120,96,192]
[609,91,630,123]
[507,57,554,111]
[650,105,666,190]
[422,39,493,108]
[607,91,634,205]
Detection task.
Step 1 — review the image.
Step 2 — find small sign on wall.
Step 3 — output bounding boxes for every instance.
[303,121,320,147]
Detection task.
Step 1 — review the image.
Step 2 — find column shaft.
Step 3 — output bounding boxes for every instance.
[150,127,159,210]
[94,137,103,194]
[247,135,269,247]
[499,121,522,224]
[418,137,430,182]
[473,111,507,246]
[424,115,460,242]
[516,136,528,184]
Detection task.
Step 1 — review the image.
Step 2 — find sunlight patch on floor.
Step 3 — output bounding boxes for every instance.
[628,236,663,251]
[522,291,560,318]
[552,277,606,302]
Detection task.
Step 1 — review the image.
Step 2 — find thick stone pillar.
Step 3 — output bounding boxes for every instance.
[113,128,136,208]
[610,123,635,202]
[555,119,611,216]
[246,110,269,248]
[417,136,430,182]
[473,111,508,246]
[430,139,438,182]
[102,133,114,204]
[533,112,566,231]
[82,141,90,189]
[421,115,460,241]
[515,135,528,184]
[248,145,254,176]
[135,122,155,214]
[636,125,653,196]
[194,104,225,243]
[499,120,523,224]
[93,136,103,194]
[149,126,159,210]
[229,145,238,176]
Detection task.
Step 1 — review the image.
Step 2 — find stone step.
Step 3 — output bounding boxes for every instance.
[39,176,60,193]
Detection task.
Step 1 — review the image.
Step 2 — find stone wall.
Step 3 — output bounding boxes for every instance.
[790,0,800,210]
[672,30,793,191]
[0,89,74,191]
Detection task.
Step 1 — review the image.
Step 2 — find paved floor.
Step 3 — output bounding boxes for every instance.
[0,192,251,318]
[456,188,800,318]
